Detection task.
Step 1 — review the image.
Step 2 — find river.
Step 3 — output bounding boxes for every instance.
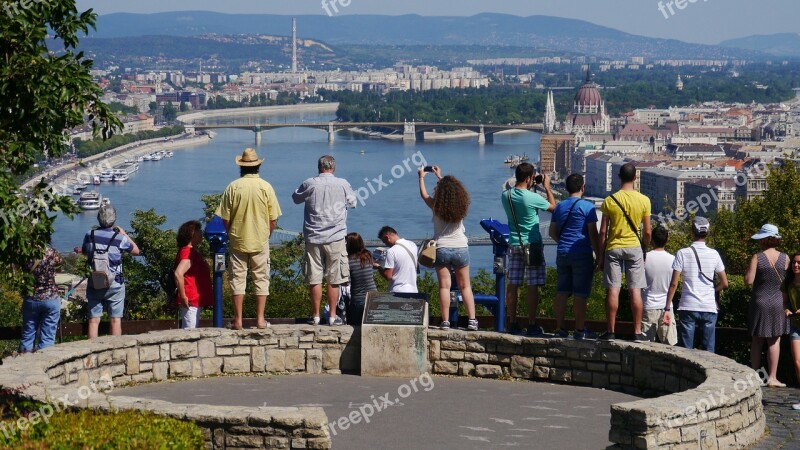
[52,108,550,273]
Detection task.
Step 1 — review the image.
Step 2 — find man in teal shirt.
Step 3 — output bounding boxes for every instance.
[501,162,556,335]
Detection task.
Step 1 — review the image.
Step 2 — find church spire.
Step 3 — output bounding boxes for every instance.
[544,90,556,134]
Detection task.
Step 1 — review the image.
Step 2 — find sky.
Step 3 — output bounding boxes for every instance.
[74,0,799,45]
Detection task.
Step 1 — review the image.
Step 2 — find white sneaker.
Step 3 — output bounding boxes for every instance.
[307,316,320,325]
[792,403,800,411]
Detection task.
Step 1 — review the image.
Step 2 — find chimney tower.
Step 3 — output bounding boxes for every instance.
[292,17,297,73]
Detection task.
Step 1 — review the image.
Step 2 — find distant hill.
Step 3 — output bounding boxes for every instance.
[720,33,800,59]
[93,12,763,60]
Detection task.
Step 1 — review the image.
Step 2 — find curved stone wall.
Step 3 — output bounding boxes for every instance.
[0,326,764,450]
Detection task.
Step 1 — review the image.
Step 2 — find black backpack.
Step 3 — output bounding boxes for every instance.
[161,263,178,307]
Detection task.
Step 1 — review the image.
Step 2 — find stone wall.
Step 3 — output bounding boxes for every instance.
[427,330,765,449]
[0,327,359,449]
[0,326,765,450]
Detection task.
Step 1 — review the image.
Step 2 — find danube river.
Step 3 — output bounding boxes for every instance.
[52,108,549,273]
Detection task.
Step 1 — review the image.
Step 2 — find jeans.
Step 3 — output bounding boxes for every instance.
[678,310,717,353]
[19,298,61,352]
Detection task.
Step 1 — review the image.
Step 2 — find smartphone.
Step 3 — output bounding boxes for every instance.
[424,166,434,172]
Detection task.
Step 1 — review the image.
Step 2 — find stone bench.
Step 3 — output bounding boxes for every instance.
[0,326,765,449]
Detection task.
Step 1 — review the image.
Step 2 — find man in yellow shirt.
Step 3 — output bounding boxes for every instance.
[598,163,651,341]
[216,148,282,330]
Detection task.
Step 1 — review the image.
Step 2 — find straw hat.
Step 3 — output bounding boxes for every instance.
[235,148,263,167]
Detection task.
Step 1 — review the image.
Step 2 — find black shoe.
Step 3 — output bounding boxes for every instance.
[633,333,647,342]
[598,331,615,341]
[507,323,523,335]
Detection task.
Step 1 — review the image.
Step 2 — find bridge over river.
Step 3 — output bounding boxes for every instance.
[190,120,543,145]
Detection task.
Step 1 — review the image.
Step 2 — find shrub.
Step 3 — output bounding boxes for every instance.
[0,408,204,449]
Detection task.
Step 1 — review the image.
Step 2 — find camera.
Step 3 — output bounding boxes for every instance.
[372,247,387,268]
[534,174,544,184]
[423,166,434,173]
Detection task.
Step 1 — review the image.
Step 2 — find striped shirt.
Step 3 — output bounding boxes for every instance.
[673,242,725,313]
[82,227,134,285]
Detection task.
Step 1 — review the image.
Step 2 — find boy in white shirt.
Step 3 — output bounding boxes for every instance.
[642,226,675,342]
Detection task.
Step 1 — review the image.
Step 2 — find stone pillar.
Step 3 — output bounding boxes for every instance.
[328,122,335,143]
[478,125,486,144]
[403,121,417,142]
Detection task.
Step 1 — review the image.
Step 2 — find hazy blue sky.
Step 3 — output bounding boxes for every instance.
[75,0,799,45]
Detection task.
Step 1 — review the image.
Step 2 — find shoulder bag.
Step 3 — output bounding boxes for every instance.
[609,194,647,258]
[395,241,420,274]
[507,189,545,266]
[690,245,721,305]
[417,239,436,268]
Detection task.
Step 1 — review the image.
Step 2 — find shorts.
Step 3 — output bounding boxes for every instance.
[790,326,800,341]
[555,253,594,298]
[603,247,646,289]
[87,284,125,318]
[230,243,271,296]
[434,247,470,269]
[303,239,349,286]
[641,309,663,342]
[507,246,546,286]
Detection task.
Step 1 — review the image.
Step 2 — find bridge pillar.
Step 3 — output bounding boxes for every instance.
[478,125,486,144]
[254,130,262,146]
[403,121,417,142]
[328,122,335,143]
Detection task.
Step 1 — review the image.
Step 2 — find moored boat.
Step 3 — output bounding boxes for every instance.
[78,191,101,210]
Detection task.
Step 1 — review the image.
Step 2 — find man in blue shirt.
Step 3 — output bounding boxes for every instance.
[501,163,556,335]
[548,174,599,339]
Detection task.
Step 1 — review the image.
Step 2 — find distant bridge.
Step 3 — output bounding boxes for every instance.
[189,121,543,145]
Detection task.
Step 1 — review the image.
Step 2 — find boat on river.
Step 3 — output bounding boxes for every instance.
[78,191,102,210]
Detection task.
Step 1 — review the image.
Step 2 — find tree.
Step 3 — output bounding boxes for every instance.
[179,101,189,112]
[162,102,177,122]
[0,1,120,289]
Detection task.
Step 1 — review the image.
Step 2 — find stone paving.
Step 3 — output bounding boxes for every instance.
[751,386,800,449]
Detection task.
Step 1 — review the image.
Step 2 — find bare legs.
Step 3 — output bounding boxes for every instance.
[436,266,476,322]
[751,336,782,385]
[605,287,643,334]
[88,317,122,339]
[310,283,339,323]
[555,293,588,331]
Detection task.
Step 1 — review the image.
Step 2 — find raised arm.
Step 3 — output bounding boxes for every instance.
[417,166,436,209]
[542,174,556,212]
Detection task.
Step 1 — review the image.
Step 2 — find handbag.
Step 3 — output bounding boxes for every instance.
[656,311,678,345]
[418,239,437,268]
[506,189,545,267]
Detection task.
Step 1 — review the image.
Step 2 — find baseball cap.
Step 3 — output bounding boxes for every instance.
[693,217,710,235]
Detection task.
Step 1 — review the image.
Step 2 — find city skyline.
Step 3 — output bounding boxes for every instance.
[74,0,799,46]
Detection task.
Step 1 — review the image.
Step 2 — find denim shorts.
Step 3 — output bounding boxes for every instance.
[556,253,595,298]
[87,284,125,318]
[435,247,470,269]
[790,326,800,341]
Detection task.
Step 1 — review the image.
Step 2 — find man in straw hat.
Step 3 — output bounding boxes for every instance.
[293,155,356,326]
[216,148,282,330]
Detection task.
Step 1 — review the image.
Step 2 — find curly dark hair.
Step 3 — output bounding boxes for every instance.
[177,220,202,248]
[432,175,470,223]
[346,232,373,269]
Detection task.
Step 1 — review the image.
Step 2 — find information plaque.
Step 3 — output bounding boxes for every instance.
[362,292,427,326]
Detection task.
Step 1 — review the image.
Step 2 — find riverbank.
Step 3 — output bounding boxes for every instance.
[22,133,211,191]
[178,103,339,123]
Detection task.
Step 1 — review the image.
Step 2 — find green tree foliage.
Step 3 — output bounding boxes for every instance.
[161,102,178,122]
[0,0,120,291]
[709,163,800,275]
[108,101,140,115]
[75,125,185,157]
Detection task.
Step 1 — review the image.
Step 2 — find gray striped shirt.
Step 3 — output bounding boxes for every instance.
[292,173,356,244]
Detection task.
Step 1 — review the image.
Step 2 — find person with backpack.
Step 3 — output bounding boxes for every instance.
[173,220,213,329]
[82,204,140,339]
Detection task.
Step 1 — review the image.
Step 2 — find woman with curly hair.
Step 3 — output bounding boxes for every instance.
[345,232,377,326]
[174,220,213,329]
[418,166,477,331]
[781,252,800,397]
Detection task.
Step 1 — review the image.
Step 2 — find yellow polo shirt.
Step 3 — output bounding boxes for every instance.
[601,189,650,251]
[216,174,282,253]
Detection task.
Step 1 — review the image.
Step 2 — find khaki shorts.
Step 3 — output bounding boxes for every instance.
[229,243,270,296]
[303,239,349,286]
[603,247,646,289]
[641,309,663,342]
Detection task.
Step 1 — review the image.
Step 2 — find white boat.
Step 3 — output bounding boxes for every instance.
[112,169,128,182]
[92,175,101,185]
[99,170,113,182]
[81,179,91,186]
[164,151,174,158]
[150,152,163,161]
[142,154,152,161]
[136,155,145,162]
[78,191,101,210]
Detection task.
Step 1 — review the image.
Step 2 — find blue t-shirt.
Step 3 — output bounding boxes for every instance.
[552,197,598,255]
[501,188,552,246]
[82,227,134,286]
